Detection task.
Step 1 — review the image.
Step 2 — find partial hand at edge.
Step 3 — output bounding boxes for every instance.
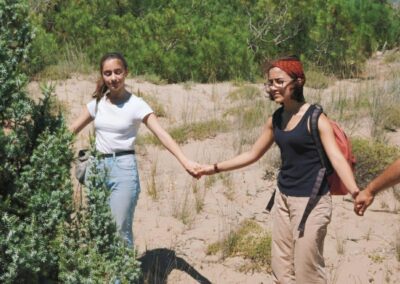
[353,189,374,216]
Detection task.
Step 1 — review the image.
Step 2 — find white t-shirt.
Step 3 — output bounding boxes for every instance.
[87,94,153,154]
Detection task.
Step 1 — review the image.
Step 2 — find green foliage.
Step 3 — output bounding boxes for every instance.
[352,138,400,188]
[307,0,395,76]
[206,219,272,272]
[1,1,141,282]
[0,129,73,283]
[28,0,400,81]
[29,24,59,75]
[57,156,141,283]
[0,0,32,122]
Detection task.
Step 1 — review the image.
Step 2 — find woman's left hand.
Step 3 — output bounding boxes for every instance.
[183,160,202,179]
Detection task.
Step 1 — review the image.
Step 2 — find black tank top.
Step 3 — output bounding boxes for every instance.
[273,105,329,197]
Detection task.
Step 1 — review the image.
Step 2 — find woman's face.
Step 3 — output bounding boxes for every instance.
[101,58,127,95]
[265,67,294,104]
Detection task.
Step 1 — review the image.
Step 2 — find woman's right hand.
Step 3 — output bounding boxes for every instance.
[183,160,202,179]
[196,164,216,177]
[354,188,374,216]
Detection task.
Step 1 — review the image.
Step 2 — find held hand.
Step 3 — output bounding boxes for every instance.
[196,164,216,177]
[350,188,360,200]
[183,160,202,179]
[354,188,374,216]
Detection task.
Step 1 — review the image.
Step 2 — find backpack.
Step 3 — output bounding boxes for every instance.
[266,104,356,237]
[310,104,356,195]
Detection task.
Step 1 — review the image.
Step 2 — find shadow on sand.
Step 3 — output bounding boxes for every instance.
[137,248,212,284]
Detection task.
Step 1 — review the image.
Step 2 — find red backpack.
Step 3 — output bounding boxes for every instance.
[310,104,356,195]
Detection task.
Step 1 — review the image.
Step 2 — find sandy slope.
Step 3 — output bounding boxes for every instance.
[27,65,400,283]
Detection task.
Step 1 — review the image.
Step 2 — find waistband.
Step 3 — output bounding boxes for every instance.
[100,150,135,158]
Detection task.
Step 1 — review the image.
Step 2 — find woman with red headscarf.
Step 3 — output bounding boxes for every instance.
[197,56,359,283]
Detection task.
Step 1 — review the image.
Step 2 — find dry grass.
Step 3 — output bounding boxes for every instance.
[146,159,159,200]
[136,89,167,118]
[220,173,236,201]
[396,237,400,262]
[206,219,272,272]
[136,73,167,85]
[137,119,229,146]
[305,68,333,89]
[171,185,195,227]
[35,44,93,80]
[192,181,206,214]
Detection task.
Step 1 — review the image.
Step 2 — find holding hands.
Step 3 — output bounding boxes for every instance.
[183,159,203,179]
[354,188,374,216]
[184,162,221,179]
[353,159,400,216]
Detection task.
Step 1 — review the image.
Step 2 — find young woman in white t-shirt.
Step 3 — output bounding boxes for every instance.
[69,52,199,247]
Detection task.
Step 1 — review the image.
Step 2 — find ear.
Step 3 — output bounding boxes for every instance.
[296,77,305,87]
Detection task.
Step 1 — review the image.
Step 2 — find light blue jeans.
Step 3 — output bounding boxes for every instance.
[88,153,140,248]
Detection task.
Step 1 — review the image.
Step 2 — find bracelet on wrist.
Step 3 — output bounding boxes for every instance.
[213,163,220,173]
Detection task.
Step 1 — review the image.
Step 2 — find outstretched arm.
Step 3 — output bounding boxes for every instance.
[69,106,93,134]
[318,114,359,198]
[354,158,400,216]
[143,113,200,178]
[198,117,275,175]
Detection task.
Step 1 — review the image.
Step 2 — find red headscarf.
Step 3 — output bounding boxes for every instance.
[269,56,305,80]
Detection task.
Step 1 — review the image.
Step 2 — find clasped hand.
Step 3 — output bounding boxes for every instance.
[183,161,217,179]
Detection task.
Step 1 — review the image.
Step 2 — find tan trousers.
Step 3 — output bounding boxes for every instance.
[271,190,332,284]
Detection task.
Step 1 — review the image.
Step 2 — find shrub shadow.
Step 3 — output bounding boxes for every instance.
[137,248,211,284]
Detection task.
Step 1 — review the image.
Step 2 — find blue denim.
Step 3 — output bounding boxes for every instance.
[87,153,140,248]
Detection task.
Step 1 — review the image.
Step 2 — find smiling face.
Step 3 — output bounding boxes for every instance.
[101,58,127,95]
[265,67,295,104]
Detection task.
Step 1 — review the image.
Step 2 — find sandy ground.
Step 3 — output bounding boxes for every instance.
[27,61,400,283]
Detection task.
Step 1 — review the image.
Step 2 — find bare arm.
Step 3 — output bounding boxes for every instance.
[199,117,275,175]
[366,158,400,194]
[69,106,93,134]
[318,114,359,197]
[143,113,199,176]
[354,158,400,216]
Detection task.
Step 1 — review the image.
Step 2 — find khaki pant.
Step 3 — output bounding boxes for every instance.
[271,190,332,284]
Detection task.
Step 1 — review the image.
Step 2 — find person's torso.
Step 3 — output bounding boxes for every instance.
[273,105,328,196]
[89,94,152,153]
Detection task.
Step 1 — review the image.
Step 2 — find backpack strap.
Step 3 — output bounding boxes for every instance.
[265,190,276,212]
[310,104,334,174]
[297,104,327,237]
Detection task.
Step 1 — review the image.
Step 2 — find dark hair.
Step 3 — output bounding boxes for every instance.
[93,52,128,100]
[263,55,305,103]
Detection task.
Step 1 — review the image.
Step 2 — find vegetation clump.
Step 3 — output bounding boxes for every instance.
[206,219,272,272]
[0,1,141,282]
[28,0,400,82]
[352,138,400,188]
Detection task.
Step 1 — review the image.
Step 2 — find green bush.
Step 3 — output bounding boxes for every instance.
[29,24,59,75]
[28,0,400,81]
[352,138,400,188]
[0,1,141,282]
